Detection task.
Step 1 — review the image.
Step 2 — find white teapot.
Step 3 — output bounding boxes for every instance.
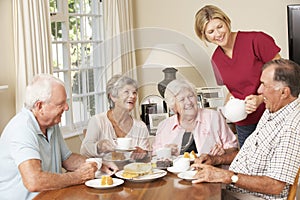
[219,97,247,123]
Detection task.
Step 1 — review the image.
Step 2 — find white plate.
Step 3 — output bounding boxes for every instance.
[167,166,190,174]
[115,169,167,182]
[85,178,124,189]
[177,171,197,181]
[103,152,131,162]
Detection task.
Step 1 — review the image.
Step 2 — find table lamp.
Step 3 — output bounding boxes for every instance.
[142,43,194,97]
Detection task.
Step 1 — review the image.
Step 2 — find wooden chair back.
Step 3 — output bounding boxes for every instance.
[287,167,300,200]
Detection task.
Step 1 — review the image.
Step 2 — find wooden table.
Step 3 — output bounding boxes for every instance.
[34,172,221,200]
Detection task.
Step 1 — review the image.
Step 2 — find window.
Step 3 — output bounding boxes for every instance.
[49,0,107,136]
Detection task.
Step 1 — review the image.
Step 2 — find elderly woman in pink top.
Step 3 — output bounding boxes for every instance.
[153,79,238,156]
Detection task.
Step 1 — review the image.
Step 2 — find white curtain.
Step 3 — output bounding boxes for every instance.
[12,0,52,112]
[103,0,139,117]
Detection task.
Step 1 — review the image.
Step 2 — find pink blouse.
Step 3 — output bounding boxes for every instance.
[153,108,238,154]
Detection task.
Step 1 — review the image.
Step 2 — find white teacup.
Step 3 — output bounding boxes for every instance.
[173,157,190,171]
[156,147,172,159]
[116,138,132,150]
[219,97,248,123]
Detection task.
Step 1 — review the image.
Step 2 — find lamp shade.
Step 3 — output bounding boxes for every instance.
[143,43,194,68]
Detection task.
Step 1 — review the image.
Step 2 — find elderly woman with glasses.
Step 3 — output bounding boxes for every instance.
[153,79,238,156]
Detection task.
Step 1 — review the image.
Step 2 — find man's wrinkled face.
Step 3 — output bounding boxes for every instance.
[42,84,69,126]
[257,65,285,113]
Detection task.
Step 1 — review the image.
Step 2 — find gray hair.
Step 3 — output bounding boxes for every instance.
[106,74,138,109]
[24,74,65,110]
[164,79,196,111]
[263,58,300,97]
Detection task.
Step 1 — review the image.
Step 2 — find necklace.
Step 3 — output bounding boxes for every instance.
[180,131,194,154]
[107,110,129,137]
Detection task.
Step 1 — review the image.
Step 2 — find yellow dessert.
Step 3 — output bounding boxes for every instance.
[183,150,198,159]
[101,176,113,185]
[122,171,140,178]
[190,150,197,159]
[183,152,190,158]
[122,163,152,178]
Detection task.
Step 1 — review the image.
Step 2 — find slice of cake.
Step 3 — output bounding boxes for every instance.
[101,175,113,185]
[111,152,126,161]
[156,158,173,168]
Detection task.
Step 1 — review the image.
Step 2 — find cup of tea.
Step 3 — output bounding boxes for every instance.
[173,157,190,171]
[156,147,172,159]
[115,138,132,150]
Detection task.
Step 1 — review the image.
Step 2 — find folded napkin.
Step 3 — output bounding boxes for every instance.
[86,158,102,170]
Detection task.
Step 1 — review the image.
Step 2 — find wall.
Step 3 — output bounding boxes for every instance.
[132,0,300,103]
[0,0,16,134]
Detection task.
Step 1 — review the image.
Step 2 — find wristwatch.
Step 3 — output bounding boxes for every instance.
[231,172,239,184]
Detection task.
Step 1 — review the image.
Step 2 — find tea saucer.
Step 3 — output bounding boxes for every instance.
[167,166,189,174]
[115,147,136,151]
[177,171,197,181]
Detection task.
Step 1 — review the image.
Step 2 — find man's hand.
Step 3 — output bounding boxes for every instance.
[74,162,97,182]
[191,163,231,184]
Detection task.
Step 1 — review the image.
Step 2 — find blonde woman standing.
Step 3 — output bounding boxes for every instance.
[194,5,281,147]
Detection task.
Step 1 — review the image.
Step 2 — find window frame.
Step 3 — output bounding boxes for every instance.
[49,0,107,137]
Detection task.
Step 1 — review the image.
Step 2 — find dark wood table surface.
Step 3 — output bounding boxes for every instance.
[34,172,221,200]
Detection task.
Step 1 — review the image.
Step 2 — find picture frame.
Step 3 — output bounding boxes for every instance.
[148,113,169,130]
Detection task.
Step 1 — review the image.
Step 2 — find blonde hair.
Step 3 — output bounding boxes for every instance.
[194,5,231,43]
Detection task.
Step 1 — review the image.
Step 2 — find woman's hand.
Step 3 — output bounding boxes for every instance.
[209,144,225,156]
[194,154,214,165]
[131,147,148,160]
[101,161,118,175]
[245,94,263,114]
[97,139,115,153]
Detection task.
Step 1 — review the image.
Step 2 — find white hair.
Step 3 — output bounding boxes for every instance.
[24,74,65,109]
[164,79,196,111]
